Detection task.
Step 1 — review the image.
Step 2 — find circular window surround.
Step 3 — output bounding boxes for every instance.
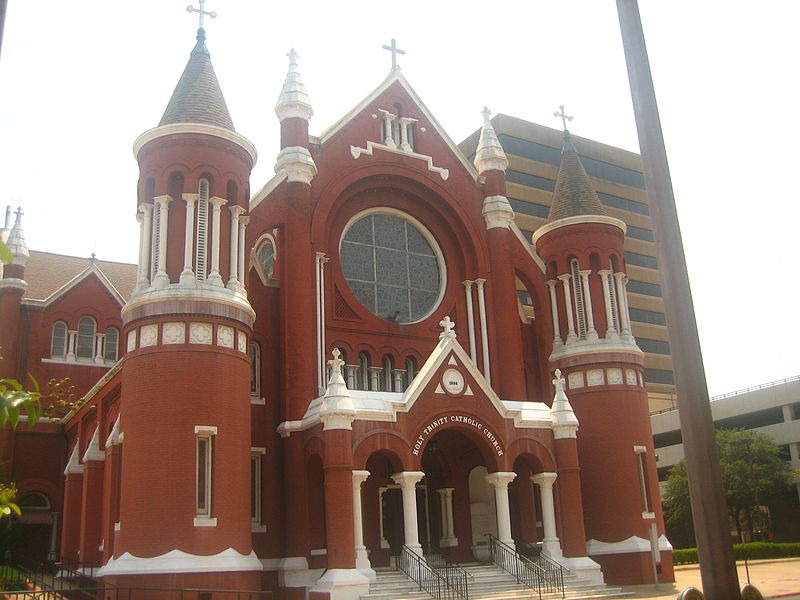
[339,207,448,325]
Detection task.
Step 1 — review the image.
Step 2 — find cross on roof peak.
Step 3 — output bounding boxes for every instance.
[482,107,492,123]
[186,0,217,32]
[554,104,573,132]
[287,48,299,66]
[382,38,406,72]
[439,316,456,340]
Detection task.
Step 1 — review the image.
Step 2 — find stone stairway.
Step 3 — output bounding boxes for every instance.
[361,562,632,600]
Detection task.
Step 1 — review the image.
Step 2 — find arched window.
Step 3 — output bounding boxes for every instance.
[227,180,238,205]
[76,316,96,359]
[18,492,50,513]
[357,352,370,391]
[250,341,261,397]
[104,327,119,362]
[405,356,417,389]
[195,178,210,282]
[257,239,275,280]
[382,355,394,392]
[51,321,67,358]
[569,258,587,340]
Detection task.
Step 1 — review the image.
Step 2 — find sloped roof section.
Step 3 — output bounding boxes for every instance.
[159,29,235,131]
[547,132,608,222]
[23,251,137,303]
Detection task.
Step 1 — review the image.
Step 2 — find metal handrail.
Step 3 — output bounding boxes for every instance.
[394,545,468,600]
[425,544,473,581]
[486,534,564,599]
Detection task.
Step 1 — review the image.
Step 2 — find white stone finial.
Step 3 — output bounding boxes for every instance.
[3,205,11,230]
[5,206,29,267]
[550,368,578,439]
[328,347,344,375]
[439,316,456,340]
[275,48,313,122]
[474,107,508,174]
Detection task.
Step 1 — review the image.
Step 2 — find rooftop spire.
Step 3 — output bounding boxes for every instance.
[473,107,508,175]
[546,111,607,223]
[382,38,405,72]
[5,207,30,267]
[158,6,234,131]
[275,49,313,122]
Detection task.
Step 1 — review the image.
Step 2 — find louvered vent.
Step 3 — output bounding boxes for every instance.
[195,179,209,282]
[608,272,620,332]
[570,259,587,339]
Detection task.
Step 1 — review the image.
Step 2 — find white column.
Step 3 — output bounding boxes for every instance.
[345,365,358,390]
[352,470,376,580]
[369,367,382,392]
[66,331,77,361]
[598,270,619,341]
[378,487,390,549]
[398,117,417,152]
[546,280,562,347]
[207,197,227,286]
[180,194,197,285]
[380,110,397,148]
[614,272,632,340]
[153,195,172,287]
[391,471,425,555]
[463,280,478,363]
[475,278,491,385]
[485,472,516,545]
[532,473,562,559]
[227,206,245,289]
[136,204,153,289]
[437,488,457,547]
[238,216,250,294]
[557,274,577,342]
[316,253,329,393]
[579,270,598,341]
[392,369,405,392]
[94,333,106,364]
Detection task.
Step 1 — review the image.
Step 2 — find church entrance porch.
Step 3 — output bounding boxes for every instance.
[358,428,563,568]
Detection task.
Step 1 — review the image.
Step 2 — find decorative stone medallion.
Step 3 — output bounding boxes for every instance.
[625,369,638,386]
[237,331,247,354]
[568,371,585,390]
[441,368,465,396]
[162,322,186,345]
[189,322,213,345]
[607,368,623,385]
[217,325,234,348]
[587,369,604,387]
[127,330,137,352]
[140,324,158,347]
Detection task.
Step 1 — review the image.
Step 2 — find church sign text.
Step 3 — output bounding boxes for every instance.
[412,415,504,457]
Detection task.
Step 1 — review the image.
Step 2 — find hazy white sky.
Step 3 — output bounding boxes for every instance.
[0,1,797,397]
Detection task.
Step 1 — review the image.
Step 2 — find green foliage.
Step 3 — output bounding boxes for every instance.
[0,375,41,429]
[663,428,794,543]
[673,542,800,564]
[0,240,11,265]
[0,483,20,518]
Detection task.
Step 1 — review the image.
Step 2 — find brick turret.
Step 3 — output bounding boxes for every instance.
[533,129,672,583]
[101,27,261,590]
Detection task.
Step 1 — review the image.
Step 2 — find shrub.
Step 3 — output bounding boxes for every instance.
[673,542,800,564]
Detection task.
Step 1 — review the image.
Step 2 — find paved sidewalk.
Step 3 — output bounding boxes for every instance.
[617,558,800,599]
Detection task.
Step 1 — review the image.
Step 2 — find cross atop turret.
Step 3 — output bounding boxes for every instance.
[554,104,573,131]
[186,0,217,31]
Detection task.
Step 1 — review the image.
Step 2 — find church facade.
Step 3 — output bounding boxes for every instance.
[0,26,673,598]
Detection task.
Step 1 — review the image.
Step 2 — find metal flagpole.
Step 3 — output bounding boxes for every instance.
[614,2,741,599]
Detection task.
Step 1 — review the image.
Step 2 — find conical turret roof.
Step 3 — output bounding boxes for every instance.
[546,132,607,222]
[159,29,235,131]
[473,107,508,174]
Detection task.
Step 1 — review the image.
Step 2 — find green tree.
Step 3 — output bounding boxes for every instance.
[663,428,793,543]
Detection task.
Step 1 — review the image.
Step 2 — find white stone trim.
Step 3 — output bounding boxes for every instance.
[481,195,514,230]
[133,123,257,165]
[275,146,317,184]
[351,140,449,180]
[64,444,84,475]
[98,547,262,575]
[586,535,672,556]
[193,516,217,527]
[82,427,105,462]
[194,425,218,435]
[532,214,627,244]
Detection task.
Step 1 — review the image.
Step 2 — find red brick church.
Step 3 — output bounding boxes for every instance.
[0,20,673,599]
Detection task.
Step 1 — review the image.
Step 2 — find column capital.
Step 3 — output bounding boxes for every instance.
[316,251,329,265]
[557,273,571,283]
[181,193,199,205]
[474,277,487,287]
[485,471,516,488]
[579,269,592,278]
[436,487,455,496]
[153,194,173,207]
[352,470,370,488]
[532,472,558,488]
[597,269,611,277]
[462,279,474,289]
[209,195,228,207]
[229,204,246,216]
[546,279,558,288]
[391,471,425,490]
[239,216,251,227]
[138,202,154,214]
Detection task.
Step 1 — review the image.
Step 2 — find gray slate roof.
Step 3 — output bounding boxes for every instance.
[159,29,235,131]
[547,132,608,222]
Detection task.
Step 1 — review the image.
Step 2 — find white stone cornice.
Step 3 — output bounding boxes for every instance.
[532,214,627,244]
[350,141,449,181]
[64,444,84,475]
[82,427,105,462]
[481,195,515,230]
[275,146,317,184]
[98,548,263,576]
[549,369,579,438]
[0,278,27,291]
[133,124,257,166]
